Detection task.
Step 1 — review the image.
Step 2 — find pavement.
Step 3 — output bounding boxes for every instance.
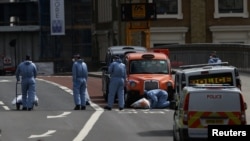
[52,71,102,78]
[88,71,102,78]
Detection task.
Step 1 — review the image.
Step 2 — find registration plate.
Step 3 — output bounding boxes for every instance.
[206,119,223,124]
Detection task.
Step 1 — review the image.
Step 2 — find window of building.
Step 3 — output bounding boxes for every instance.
[214,0,249,18]
[149,0,183,19]
[210,25,250,44]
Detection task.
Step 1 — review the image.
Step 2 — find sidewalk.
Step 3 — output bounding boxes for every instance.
[88,71,102,78]
[52,71,102,78]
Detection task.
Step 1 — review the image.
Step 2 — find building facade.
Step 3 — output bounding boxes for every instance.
[93,0,250,62]
[0,0,249,73]
[0,0,92,73]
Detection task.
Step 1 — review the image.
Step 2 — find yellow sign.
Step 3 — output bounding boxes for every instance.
[189,76,232,84]
[132,4,146,19]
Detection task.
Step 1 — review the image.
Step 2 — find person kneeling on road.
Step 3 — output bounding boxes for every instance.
[144,89,170,109]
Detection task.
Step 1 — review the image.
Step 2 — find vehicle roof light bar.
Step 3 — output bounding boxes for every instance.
[179,62,229,69]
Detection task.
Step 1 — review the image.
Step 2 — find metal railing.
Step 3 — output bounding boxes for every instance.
[154,43,250,73]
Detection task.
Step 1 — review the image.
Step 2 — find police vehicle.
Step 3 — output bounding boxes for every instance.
[173,84,247,141]
[173,62,241,102]
[101,46,147,101]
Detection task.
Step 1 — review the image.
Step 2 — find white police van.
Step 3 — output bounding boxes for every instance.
[173,62,241,102]
[173,84,247,141]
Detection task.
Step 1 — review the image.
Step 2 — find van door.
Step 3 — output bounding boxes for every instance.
[187,91,242,138]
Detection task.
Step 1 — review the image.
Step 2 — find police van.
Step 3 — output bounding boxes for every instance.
[173,84,247,141]
[173,62,241,102]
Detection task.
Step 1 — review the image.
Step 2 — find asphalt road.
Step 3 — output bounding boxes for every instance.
[0,72,249,141]
[0,75,174,141]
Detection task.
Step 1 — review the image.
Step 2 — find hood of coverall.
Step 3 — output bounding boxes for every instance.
[76,59,83,63]
[115,59,122,63]
[211,57,219,63]
[24,61,32,65]
[113,55,122,63]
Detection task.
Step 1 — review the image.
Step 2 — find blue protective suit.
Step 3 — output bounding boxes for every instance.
[15,60,37,109]
[208,57,221,64]
[145,89,170,109]
[72,59,88,107]
[107,59,126,109]
[72,58,90,104]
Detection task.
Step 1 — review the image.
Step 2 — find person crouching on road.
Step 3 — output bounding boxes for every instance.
[144,89,170,109]
[104,56,126,110]
[15,55,37,111]
[72,54,88,110]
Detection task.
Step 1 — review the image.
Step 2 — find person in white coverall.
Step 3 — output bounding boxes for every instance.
[104,56,126,110]
[15,55,37,111]
[144,89,170,109]
[72,54,88,110]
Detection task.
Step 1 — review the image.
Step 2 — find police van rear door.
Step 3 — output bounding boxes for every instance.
[187,90,242,138]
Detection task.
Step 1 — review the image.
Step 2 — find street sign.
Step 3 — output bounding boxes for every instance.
[121,3,157,21]
[132,4,146,19]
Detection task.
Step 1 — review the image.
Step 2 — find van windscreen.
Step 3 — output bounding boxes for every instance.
[188,72,233,86]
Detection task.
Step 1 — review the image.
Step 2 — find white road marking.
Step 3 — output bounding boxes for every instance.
[163,109,170,112]
[47,112,71,119]
[28,130,56,138]
[0,101,10,110]
[37,78,73,95]
[73,110,104,141]
[0,80,11,82]
[143,111,165,114]
[3,106,10,110]
[116,109,138,114]
[37,78,104,141]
